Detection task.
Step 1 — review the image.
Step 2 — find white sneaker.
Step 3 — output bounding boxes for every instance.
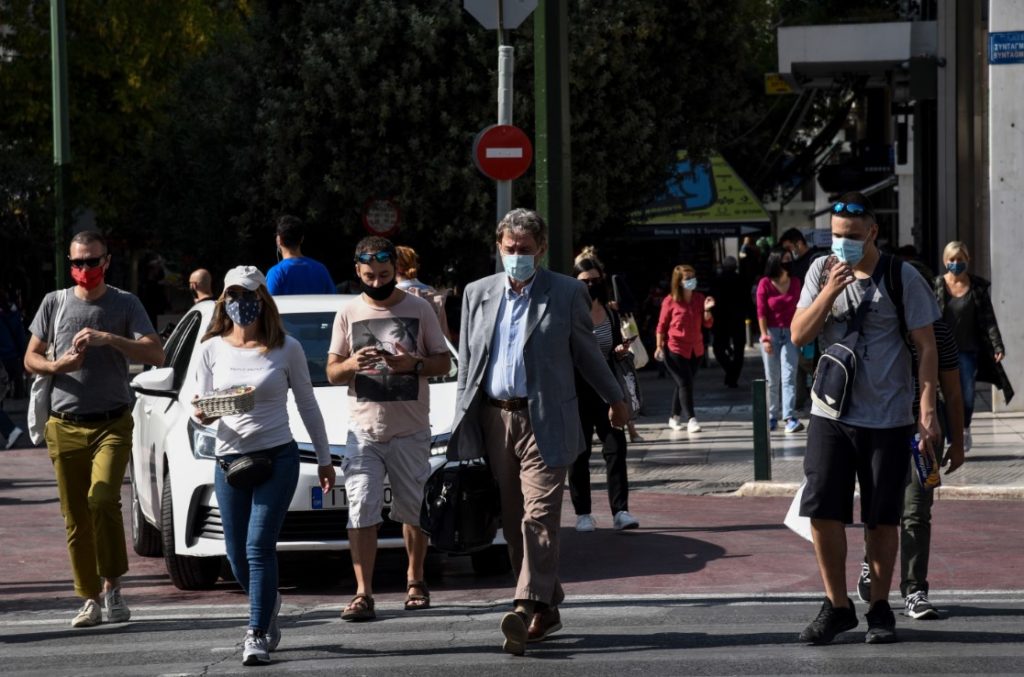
[964,428,972,451]
[266,592,282,651]
[575,514,596,532]
[242,629,271,666]
[613,510,639,530]
[71,599,102,627]
[5,426,24,449]
[103,587,131,623]
[668,416,684,431]
[687,417,702,433]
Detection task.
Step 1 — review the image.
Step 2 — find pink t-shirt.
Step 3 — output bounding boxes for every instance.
[656,292,713,358]
[328,293,448,442]
[756,276,802,328]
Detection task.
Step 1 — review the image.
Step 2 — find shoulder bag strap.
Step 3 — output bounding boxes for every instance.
[845,256,888,336]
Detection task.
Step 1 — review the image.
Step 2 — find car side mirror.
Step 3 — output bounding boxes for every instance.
[131,367,176,394]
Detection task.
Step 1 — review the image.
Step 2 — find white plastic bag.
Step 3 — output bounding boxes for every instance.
[27,290,67,445]
[784,480,813,542]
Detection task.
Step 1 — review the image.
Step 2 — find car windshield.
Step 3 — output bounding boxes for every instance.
[281,311,457,386]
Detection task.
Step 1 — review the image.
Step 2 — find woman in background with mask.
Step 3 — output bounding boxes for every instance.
[757,247,804,434]
[568,248,639,532]
[933,241,1009,450]
[655,264,715,433]
[193,265,335,667]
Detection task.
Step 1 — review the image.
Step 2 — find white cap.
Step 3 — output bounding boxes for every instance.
[223,265,267,291]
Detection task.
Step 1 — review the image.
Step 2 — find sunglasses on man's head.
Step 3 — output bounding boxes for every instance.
[831,202,873,218]
[225,289,259,302]
[354,251,394,264]
[68,256,106,269]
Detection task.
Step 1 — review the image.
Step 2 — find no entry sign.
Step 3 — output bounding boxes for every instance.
[473,124,533,181]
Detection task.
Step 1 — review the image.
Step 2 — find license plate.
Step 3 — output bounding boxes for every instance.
[310,486,393,510]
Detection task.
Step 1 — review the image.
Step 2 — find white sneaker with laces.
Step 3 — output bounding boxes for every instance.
[613,510,639,530]
[904,590,939,620]
[668,416,684,431]
[103,587,131,623]
[242,629,271,666]
[687,417,702,433]
[575,514,596,532]
[5,426,24,449]
[964,428,972,451]
[71,599,102,628]
[266,592,282,651]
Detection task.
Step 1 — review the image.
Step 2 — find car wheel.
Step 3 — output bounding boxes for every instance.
[161,472,221,590]
[129,457,162,557]
[470,544,512,576]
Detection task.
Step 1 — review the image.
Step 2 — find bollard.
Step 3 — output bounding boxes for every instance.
[752,378,772,480]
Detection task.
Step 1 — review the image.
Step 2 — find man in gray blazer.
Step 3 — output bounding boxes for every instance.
[448,208,629,655]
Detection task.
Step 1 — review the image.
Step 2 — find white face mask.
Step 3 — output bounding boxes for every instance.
[501,253,536,282]
[683,278,698,291]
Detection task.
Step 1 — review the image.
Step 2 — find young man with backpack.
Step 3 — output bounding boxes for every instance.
[790,192,941,645]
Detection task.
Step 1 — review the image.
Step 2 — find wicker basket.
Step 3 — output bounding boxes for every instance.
[194,385,256,417]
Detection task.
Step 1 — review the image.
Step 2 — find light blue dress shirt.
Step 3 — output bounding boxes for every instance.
[483,276,535,399]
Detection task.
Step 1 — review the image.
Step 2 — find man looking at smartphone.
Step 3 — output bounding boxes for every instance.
[326,237,450,621]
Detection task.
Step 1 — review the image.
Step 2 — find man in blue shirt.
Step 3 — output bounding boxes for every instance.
[266,216,336,295]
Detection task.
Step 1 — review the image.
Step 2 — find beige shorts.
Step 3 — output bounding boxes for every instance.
[342,429,431,529]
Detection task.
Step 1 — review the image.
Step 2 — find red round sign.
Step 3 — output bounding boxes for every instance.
[361,198,401,237]
[473,124,533,181]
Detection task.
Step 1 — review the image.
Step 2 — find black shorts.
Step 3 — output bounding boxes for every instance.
[800,416,914,528]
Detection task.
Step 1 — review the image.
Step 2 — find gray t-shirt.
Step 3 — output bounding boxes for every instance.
[29,286,155,414]
[798,257,940,428]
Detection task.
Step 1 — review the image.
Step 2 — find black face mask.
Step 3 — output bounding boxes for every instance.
[362,278,398,301]
[588,281,608,304]
[781,261,793,274]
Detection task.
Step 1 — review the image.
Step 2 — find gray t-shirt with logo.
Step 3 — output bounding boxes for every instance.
[29,286,155,414]
[798,257,940,428]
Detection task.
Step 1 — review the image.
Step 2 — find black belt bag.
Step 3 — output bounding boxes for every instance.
[219,442,291,489]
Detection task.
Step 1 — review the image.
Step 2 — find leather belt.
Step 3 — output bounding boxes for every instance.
[486,396,529,412]
[49,405,130,424]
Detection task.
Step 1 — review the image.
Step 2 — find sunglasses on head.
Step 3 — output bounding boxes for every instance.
[225,289,259,302]
[354,251,394,264]
[68,256,106,269]
[831,202,874,217]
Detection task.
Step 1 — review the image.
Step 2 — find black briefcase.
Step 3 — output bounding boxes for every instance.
[420,460,500,554]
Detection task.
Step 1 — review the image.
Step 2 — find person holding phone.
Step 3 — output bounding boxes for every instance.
[567,248,639,532]
[193,265,334,666]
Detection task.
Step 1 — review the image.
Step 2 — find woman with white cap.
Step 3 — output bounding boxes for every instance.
[193,265,335,667]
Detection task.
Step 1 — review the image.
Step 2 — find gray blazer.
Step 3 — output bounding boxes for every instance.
[447,267,624,468]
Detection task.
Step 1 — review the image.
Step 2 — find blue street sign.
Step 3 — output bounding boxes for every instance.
[990,31,1024,65]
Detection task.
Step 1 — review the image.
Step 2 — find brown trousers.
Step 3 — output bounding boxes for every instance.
[480,403,567,607]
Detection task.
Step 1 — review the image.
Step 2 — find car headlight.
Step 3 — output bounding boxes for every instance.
[430,432,451,457]
[188,419,218,460]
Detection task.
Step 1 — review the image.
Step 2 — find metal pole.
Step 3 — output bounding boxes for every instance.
[51,0,71,289]
[533,0,572,274]
[496,45,514,226]
[752,378,772,480]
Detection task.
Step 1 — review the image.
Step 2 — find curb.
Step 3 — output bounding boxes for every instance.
[733,480,1024,501]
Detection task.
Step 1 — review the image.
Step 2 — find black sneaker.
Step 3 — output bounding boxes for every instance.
[799,597,858,645]
[865,600,898,643]
[904,590,939,620]
[857,561,871,603]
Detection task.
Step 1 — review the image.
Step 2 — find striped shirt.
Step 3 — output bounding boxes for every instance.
[911,318,959,415]
[593,318,614,357]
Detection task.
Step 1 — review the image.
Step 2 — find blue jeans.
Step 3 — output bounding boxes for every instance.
[958,350,978,428]
[214,441,299,632]
[760,326,798,421]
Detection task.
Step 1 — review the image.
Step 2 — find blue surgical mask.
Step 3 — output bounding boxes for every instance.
[683,278,698,291]
[225,298,261,327]
[946,261,966,275]
[502,253,536,282]
[831,237,865,265]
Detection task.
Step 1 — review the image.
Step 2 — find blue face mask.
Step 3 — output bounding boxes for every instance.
[683,278,698,291]
[946,261,966,275]
[831,237,866,265]
[225,298,261,327]
[502,253,536,282]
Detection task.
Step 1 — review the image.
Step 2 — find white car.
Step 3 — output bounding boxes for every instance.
[129,294,507,590]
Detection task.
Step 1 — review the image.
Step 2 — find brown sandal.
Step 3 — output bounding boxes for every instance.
[404,580,430,610]
[341,593,375,621]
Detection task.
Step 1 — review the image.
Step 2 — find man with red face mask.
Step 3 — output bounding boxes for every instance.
[24,230,165,628]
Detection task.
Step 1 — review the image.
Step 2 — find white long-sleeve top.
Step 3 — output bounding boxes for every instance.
[195,335,331,466]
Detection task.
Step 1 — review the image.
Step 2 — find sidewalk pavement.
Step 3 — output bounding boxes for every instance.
[4,349,1023,499]
[618,351,1024,500]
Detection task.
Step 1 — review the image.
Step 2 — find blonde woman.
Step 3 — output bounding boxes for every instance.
[193,266,334,666]
[933,242,1011,450]
[655,265,715,432]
